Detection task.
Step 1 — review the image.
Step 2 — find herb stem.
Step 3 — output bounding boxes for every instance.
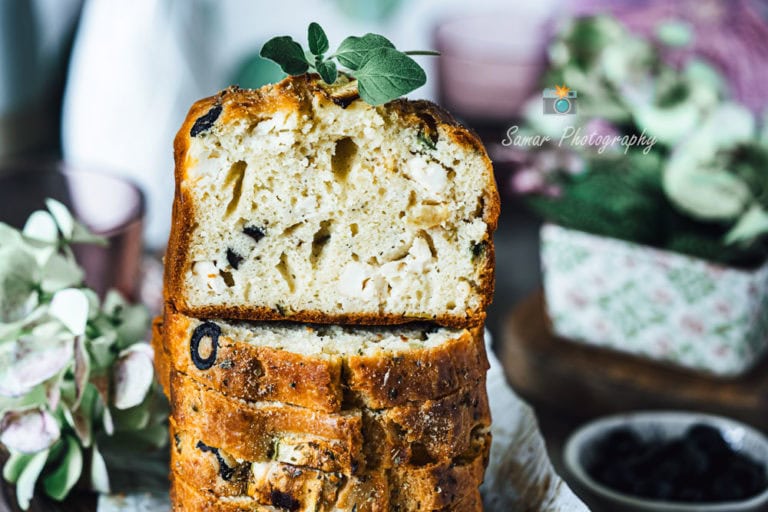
[403,50,441,56]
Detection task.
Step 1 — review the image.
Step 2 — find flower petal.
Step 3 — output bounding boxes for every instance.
[0,408,61,453]
[64,385,96,448]
[102,407,114,436]
[43,435,82,501]
[112,344,154,410]
[91,378,114,436]
[88,331,118,370]
[15,448,49,510]
[49,288,89,336]
[0,246,40,324]
[40,252,84,294]
[73,336,90,407]
[46,380,61,411]
[0,338,72,398]
[90,443,110,493]
[3,451,34,483]
[725,204,768,245]
[23,210,58,243]
[45,199,74,239]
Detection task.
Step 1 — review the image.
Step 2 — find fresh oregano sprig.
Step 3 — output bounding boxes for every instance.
[260,22,439,105]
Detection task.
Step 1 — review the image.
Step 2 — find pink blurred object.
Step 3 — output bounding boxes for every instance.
[0,161,145,301]
[570,0,768,113]
[511,167,547,195]
[434,13,548,122]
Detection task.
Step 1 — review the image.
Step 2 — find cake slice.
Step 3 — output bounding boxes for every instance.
[165,75,499,329]
[171,472,484,512]
[170,422,488,511]
[170,422,387,510]
[167,370,490,474]
[155,308,488,412]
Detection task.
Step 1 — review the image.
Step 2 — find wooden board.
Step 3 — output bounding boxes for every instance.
[499,291,768,432]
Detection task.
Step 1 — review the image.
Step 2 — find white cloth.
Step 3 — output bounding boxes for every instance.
[62,0,220,247]
[481,331,589,511]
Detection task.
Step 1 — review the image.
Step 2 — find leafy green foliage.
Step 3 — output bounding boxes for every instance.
[522,15,768,266]
[260,36,309,75]
[336,33,394,70]
[0,200,164,509]
[307,22,329,56]
[260,23,436,105]
[316,59,337,85]
[355,47,426,105]
[529,163,666,246]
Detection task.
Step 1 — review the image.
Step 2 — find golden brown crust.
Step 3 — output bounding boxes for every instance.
[343,325,488,410]
[171,472,484,512]
[172,473,484,512]
[163,306,343,411]
[171,472,273,511]
[151,316,170,393]
[164,74,499,329]
[389,442,489,511]
[170,421,488,512]
[167,368,489,473]
[362,382,490,470]
[170,421,388,511]
[159,306,488,412]
[169,371,364,474]
[444,487,483,512]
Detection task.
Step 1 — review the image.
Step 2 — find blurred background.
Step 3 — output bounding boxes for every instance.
[1,0,768,507]
[0,0,565,320]
[1,0,765,334]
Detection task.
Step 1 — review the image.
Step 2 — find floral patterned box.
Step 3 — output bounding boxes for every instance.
[541,224,768,377]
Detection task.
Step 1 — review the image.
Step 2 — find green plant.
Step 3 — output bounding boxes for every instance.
[520,16,768,266]
[260,22,438,105]
[0,200,164,509]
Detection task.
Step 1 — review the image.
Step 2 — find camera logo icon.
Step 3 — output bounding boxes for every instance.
[543,85,577,115]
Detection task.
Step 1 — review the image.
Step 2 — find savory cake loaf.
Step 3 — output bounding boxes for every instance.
[171,471,484,512]
[156,309,488,412]
[167,370,490,474]
[170,423,489,511]
[165,74,499,328]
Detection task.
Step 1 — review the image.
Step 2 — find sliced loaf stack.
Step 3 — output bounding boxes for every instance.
[159,74,499,511]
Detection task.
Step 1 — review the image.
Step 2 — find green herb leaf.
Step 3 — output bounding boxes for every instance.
[355,47,426,105]
[260,36,309,75]
[316,59,338,84]
[308,22,329,56]
[335,33,395,70]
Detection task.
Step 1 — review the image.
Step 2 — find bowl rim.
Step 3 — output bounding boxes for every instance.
[563,410,768,511]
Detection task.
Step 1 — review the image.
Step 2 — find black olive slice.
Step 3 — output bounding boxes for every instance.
[196,441,235,481]
[190,321,220,370]
[190,104,223,137]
